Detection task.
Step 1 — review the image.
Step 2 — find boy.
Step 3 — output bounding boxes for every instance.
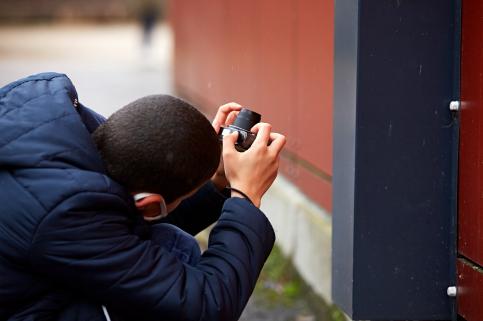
[0,73,286,321]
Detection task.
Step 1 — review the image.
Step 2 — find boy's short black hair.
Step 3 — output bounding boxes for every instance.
[92,95,221,203]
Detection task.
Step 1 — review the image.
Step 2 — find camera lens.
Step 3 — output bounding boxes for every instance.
[233,108,261,131]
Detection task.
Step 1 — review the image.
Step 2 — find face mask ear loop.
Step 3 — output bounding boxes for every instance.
[133,193,169,221]
[133,192,155,202]
[158,194,168,218]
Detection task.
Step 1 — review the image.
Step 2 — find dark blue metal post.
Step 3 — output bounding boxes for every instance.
[332,0,459,320]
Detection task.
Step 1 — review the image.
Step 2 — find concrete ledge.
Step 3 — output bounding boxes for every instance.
[261,175,333,303]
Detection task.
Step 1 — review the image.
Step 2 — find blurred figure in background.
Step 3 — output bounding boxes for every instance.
[0,0,173,115]
[127,0,166,61]
[140,1,159,47]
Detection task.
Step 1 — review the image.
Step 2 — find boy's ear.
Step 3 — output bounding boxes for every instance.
[134,193,165,218]
[134,194,163,209]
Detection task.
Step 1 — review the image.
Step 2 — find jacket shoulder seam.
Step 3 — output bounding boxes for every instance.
[0,87,74,119]
[7,169,48,213]
[0,112,76,151]
[0,74,67,100]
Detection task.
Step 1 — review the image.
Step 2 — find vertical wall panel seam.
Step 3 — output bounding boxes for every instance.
[450,1,462,320]
[351,0,362,314]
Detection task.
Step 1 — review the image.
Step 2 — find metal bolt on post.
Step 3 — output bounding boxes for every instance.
[449,101,460,112]
[447,286,457,297]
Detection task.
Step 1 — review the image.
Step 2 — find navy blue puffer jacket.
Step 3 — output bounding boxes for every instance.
[0,73,275,321]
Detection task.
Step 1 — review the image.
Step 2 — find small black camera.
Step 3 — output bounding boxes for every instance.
[219,108,261,152]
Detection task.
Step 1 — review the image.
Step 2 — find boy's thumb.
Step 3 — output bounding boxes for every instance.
[222,131,239,152]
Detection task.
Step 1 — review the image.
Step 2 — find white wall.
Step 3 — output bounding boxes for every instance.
[262,175,333,303]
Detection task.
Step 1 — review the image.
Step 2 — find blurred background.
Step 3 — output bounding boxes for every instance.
[0,0,172,116]
[0,1,339,320]
[2,1,481,321]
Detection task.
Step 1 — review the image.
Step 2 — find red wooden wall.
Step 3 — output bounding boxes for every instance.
[170,0,334,211]
[458,0,483,319]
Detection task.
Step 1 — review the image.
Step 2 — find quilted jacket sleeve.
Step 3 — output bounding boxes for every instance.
[159,181,230,236]
[76,103,107,133]
[30,192,275,321]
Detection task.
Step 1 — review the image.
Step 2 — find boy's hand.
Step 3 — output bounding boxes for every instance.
[211,102,242,133]
[223,123,286,207]
[211,102,243,190]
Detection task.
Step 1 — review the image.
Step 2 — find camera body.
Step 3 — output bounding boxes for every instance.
[219,108,261,152]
